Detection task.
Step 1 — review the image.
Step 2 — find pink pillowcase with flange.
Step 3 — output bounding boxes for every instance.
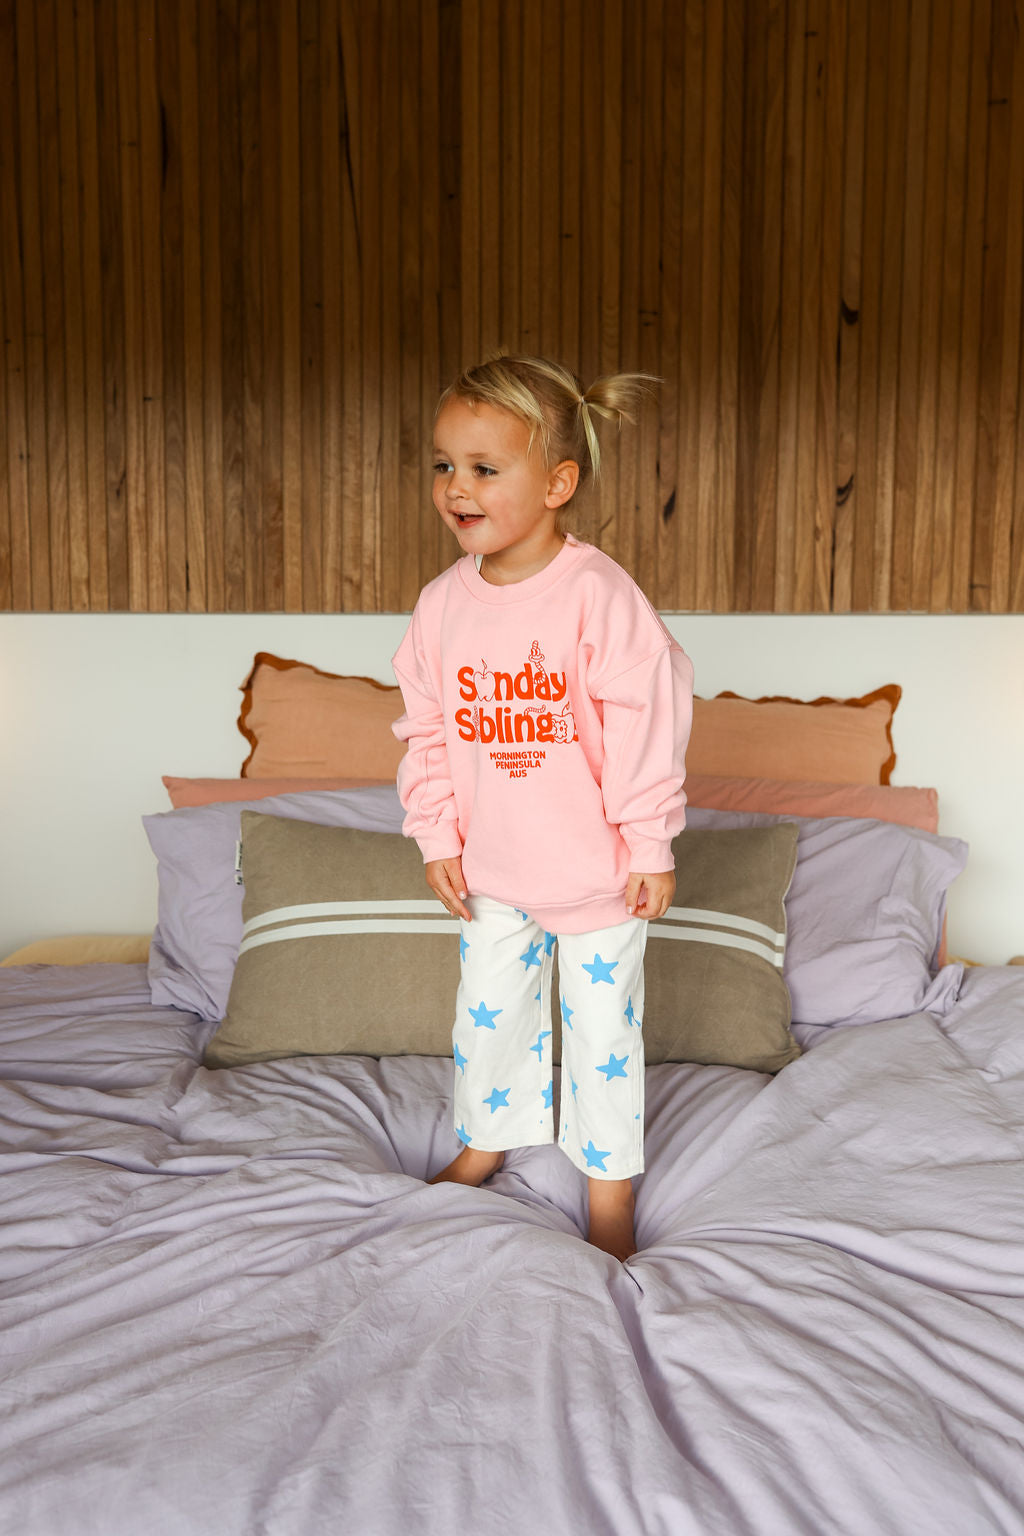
[685,775,938,834]
[163,776,389,809]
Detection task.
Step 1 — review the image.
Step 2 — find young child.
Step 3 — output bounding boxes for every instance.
[391,354,693,1262]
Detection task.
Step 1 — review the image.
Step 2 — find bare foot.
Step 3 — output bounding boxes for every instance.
[587,1177,637,1262]
[428,1145,505,1186]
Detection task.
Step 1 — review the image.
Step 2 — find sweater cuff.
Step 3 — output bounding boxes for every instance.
[621,834,676,874]
[412,825,465,864]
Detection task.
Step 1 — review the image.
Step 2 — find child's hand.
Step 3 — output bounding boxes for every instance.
[425,857,472,922]
[625,870,675,920]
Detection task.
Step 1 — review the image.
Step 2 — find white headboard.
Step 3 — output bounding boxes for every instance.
[2,612,1022,965]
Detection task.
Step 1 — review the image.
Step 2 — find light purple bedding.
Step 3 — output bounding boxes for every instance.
[2,962,1023,1535]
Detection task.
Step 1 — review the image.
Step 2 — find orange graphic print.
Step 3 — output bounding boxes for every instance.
[453,643,577,776]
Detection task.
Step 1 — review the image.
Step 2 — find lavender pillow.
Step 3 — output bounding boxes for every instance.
[144,786,406,1020]
[682,807,967,1027]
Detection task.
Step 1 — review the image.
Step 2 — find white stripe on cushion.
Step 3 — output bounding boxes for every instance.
[243,899,448,938]
[663,905,785,948]
[239,916,461,956]
[648,923,785,968]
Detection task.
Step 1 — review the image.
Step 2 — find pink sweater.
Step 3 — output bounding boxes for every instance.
[391,534,694,933]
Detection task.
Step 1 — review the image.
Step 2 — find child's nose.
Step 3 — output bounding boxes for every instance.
[446,469,470,502]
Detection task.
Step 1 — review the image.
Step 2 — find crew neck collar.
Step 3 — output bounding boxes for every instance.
[458,534,583,604]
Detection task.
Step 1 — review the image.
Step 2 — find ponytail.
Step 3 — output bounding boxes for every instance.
[578,372,659,482]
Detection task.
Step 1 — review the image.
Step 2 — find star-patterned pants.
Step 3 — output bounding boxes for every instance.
[452,895,648,1181]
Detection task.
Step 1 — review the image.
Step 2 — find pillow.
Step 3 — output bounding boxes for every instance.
[683,807,967,1026]
[684,774,938,833]
[238,653,405,779]
[203,813,800,1073]
[204,813,459,1067]
[643,822,800,1072]
[236,660,896,783]
[686,685,901,785]
[144,785,407,1020]
[163,776,388,809]
[1,934,152,967]
[682,778,948,968]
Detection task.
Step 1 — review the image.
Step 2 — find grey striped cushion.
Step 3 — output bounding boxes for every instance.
[204,813,799,1072]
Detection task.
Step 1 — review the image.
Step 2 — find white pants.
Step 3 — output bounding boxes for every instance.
[452,895,648,1180]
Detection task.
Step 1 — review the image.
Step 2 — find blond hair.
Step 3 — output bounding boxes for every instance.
[437,353,658,500]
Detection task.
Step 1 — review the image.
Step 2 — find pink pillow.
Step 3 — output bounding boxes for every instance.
[163,776,389,809]
[684,775,938,834]
[238,653,405,779]
[687,686,901,786]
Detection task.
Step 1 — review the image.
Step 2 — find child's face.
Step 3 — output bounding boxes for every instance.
[432,397,577,575]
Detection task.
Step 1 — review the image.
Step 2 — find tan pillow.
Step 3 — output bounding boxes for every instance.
[644,822,800,1072]
[1,934,152,966]
[238,653,405,779]
[204,813,799,1075]
[686,685,901,785]
[205,813,456,1066]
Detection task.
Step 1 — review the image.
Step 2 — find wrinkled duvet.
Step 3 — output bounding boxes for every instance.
[1,962,1023,1536]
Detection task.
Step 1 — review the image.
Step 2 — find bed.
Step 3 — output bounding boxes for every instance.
[2,660,1023,1536]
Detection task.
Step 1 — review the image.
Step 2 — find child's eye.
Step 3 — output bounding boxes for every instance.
[432,460,452,475]
[474,464,497,477]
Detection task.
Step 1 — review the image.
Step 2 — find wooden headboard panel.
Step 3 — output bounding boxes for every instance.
[2,0,1022,615]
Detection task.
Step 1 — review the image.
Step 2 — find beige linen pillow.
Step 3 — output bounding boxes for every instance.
[204,813,458,1066]
[643,822,800,1072]
[204,814,799,1074]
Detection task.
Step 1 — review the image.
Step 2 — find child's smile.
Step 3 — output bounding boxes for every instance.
[432,396,578,583]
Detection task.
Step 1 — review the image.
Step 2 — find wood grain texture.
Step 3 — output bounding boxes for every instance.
[2,0,1022,613]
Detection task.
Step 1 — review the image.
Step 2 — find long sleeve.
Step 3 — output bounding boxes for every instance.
[597,644,694,872]
[391,609,464,863]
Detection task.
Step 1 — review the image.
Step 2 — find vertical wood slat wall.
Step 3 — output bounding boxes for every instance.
[1,0,1023,613]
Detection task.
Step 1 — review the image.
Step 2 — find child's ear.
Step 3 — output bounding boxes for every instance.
[546,459,580,508]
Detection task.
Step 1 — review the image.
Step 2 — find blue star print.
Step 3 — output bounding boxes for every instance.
[624,996,640,1027]
[459,931,470,962]
[597,1053,629,1081]
[582,953,618,985]
[520,940,543,971]
[530,1029,552,1061]
[457,1124,472,1144]
[453,1042,468,1074]
[542,1080,554,1109]
[583,1141,611,1171]
[570,1076,579,1099]
[560,996,575,1029]
[469,1000,502,1030]
[544,931,556,955]
[484,1087,510,1114]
